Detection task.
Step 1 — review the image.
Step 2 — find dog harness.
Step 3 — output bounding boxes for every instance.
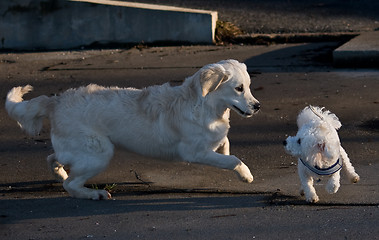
[299,158,343,175]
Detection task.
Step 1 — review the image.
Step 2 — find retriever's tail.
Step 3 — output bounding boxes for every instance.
[6,85,51,136]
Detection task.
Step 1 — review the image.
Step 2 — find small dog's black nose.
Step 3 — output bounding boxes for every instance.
[254,102,261,110]
[283,140,287,146]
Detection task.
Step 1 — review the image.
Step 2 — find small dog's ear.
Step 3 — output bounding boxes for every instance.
[318,142,334,159]
[200,64,231,97]
[318,142,326,152]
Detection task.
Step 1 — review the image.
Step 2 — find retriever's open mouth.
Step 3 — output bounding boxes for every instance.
[232,105,252,117]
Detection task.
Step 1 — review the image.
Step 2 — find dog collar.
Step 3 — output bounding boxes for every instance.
[299,158,343,175]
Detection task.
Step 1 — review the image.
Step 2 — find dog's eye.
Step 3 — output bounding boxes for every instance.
[235,85,244,92]
[297,139,301,145]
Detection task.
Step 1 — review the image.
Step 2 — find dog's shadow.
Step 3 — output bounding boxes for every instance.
[0,180,269,224]
[1,180,376,225]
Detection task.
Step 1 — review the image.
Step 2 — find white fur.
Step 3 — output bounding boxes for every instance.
[284,106,360,203]
[6,59,260,200]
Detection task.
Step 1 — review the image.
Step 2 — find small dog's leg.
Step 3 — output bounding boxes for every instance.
[325,171,341,194]
[340,146,360,183]
[47,153,68,182]
[216,137,230,155]
[298,160,319,203]
[299,186,305,196]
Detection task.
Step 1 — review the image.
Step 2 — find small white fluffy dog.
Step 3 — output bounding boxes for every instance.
[283,106,360,203]
[6,59,260,200]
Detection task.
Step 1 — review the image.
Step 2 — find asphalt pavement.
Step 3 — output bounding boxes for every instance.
[1,1,379,239]
[1,42,379,239]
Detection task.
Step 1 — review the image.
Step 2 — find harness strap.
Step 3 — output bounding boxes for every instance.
[299,158,342,175]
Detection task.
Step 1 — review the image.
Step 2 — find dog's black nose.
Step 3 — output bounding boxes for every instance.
[254,102,261,110]
[283,140,287,146]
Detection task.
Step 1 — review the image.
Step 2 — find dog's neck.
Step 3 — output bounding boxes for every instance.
[202,96,231,120]
[190,97,231,134]
[299,157,342,175]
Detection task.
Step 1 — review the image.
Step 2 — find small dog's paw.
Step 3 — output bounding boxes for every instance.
[299,189,305,196]
[326,183,340,194]
[306,195,319,203]
[351,175,360,183]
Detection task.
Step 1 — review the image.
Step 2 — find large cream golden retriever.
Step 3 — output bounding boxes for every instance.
[6,59,260,200]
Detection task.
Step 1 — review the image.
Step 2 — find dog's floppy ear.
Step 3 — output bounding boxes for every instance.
[318,142,326,152]
[318,141,335,159]
[200,64,231,97]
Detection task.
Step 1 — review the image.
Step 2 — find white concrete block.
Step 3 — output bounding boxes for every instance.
[0,0,217,50]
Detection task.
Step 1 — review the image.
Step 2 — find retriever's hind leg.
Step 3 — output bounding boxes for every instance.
[64,173,110,200]
[63,154,112,200]
[53,133,115,200]
[47,153,68,182]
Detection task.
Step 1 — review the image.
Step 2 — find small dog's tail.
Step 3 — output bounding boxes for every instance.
[6,85,52,136]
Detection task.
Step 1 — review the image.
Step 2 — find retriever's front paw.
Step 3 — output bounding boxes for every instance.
[234,162,254,183]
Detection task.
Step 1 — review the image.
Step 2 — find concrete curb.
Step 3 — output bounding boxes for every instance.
[232,32,359,45]
[333,31,379,68]
[0,0,217,50]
